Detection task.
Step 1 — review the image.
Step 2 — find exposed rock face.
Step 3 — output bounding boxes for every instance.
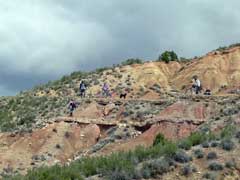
[93,120,199,156]
[86,47,240,96]
[173,47,240,93]
[87,99,220,156]
[73,102,103,119]
[88,61,182,96]
[0,122,100,174]
[156,101,216,122]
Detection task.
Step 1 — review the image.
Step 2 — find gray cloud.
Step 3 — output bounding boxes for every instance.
[0,0,239,95]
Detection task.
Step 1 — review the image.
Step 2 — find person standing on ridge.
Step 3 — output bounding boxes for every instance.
[102,82,111,97]
[79,81,87,98]
[192,75,201,94]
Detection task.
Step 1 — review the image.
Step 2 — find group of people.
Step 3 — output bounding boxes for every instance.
[79,81,128,99]
[68,75,211,116]
[68,81,128,116]
[79,81,113,98]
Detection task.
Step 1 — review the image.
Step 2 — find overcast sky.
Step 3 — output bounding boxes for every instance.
[0,0,239,95]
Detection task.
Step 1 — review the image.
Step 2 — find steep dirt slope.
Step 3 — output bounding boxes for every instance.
[35,47,240,99]
[0,45,240,179]
[173,47,240,93]
[87,61,182,96]
[0,122,100,175]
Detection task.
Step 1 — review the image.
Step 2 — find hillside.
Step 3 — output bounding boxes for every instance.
[0,45,240,179]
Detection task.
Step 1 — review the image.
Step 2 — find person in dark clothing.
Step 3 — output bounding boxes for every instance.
[79,81,87,98]
[68,100,77,117]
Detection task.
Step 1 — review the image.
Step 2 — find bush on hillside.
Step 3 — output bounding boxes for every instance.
[153,133,168,146]
[5,165,83,180]
[181,164,197,176]
[225,160,237,169]
[193,149,204,159]
[107,169,133,180]
[210,141,219,147]
[178,139,192,150]
[215,43,240,52]
[207,152,217,160]
[158,51,178,63]
[174,151,192,163]
[208,162,223,171]
[141,158,172,178]
[202,172,217,179]
[220,125,236,139]
[220,139,235,151]
[7,129,224,180]
[94,67,110,74]
[235,131,240,139]
[178,132,208,150]
[202,141,210,148]
[121,58,143,66]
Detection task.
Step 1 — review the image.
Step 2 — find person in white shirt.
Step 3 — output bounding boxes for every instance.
[192,75,201,94]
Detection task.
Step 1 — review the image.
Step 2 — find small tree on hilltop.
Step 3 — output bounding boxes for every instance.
[158,51,178,63]
[121,58,143,66]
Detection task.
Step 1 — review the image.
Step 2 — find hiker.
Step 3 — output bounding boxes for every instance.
[68,99,77,117]
[192,75,201,94]
[102,82,111,97]
[79,81,87,98]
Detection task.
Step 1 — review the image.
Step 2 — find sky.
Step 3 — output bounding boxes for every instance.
[0,0,240,95]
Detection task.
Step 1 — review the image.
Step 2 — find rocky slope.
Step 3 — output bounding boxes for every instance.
[173,46,240,93]
[0,44,240,179]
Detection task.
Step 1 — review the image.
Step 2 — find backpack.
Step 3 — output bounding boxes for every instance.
[80,83,86,90]
[69,102,76,110]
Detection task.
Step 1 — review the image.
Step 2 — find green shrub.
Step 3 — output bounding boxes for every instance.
[141,168,151,179]
[95,67,110,74]
[158,51,178,63]
[153,133,168,146]
[7,137,178,179]
[207,152,217,160]
[235,131,240,139]
[208,162,223,171]
[121,58,143,66]
[174,151,192,163]
[202,141,210,148]
[216,46,227,51]
[225,161,236,169]
[220,125,236,139]
[210,141,219,147]
[178,139,192,150]
[193,149,204,159]
[181,164,196,176]
[8,165,83,180]
[188,132,207,146]
[141,158,172,178]
[178,132,207,150]
[152,134,177,158]
[107,169,133,180]
[220,139,235,151]
[160,141,178,158]
[202,172,217,179]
